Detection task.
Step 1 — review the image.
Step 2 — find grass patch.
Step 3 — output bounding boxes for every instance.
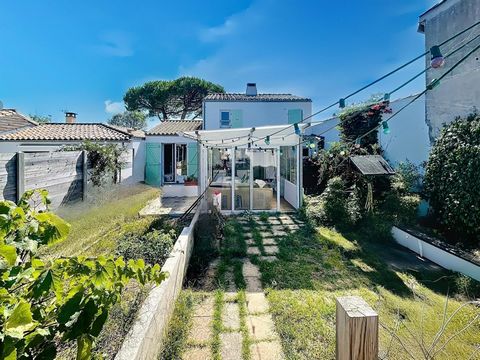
[262,215,480,359]
[42,184,160,258]
[212,290,224,360]
[160,290,205,359]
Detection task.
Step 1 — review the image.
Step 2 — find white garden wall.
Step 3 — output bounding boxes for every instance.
[115,200,203,360]
[392,226,480,282]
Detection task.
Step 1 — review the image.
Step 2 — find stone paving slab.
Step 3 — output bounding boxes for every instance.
[220,332,243,360]
[246,238,256,246]
[259,256,278,262]
[245,276,263,292]
[250,341,284,360]
[194,296,214,317]
[223,302,240,330]
[243,260,261,277]
[189,315,212,343]
[247,247,261,255]
[247,314,278,341]
[246,292,269,314]
[183,346,211,360]
[263,246,279,255]
[262,238,277,246]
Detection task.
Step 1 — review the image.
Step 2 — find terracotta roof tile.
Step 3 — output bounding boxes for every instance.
[147,120,202,136]
[0,109,37,133]
[0,123,131,141]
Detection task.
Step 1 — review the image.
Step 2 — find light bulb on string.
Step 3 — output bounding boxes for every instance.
[339,98,346,108]
[309,141,316,149]
[382,121,390,134]
[294,123,300,135]
[430,45,445,68]
[265,136,270,145]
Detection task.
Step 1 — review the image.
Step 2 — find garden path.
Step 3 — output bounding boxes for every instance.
[180,214,304,360]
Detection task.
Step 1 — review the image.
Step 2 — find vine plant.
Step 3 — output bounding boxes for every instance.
[0,190,166,359]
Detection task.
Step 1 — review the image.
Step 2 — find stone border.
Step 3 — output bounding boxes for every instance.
[392,226,480,282]
[115,200,204,360]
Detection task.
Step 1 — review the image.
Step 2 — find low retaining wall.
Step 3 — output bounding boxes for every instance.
[115,200,203,360]
[392,226,480,282]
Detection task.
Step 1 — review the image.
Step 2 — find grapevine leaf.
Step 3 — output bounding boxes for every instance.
[90,309,108,337]
[76,335,93,360]
[32,269,53,298]
[58,291,83,324]
[0,245,17,267]
[34,212,71,245]
[5,300,36,338]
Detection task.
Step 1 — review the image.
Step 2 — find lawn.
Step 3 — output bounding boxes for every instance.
[41,184,160,258]
[256,217,480,360]
[41,184,183,359]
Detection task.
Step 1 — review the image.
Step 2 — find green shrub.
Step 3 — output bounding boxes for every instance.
[116,229,175,266]
[424,113,480,240]
[382,193,420,225]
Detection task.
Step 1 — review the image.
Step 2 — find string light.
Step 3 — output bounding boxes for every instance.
[294,123,300,135]
[383,93,390,101]
[427,78,441,90]
[430,45,445,68]
[265,136,270,145]
[339,98,346,108]
[309,141,316,149]
[382,121,390,134]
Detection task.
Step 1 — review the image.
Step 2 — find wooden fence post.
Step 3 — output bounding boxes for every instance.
[336,296,378,360]
[82,150,88,201]
[16,152,24,203]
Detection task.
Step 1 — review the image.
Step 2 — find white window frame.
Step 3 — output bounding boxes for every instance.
[220,110,231,128]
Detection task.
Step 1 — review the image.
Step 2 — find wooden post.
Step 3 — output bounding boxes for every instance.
[16,152,24,203]
[336,296,378,360]
[82,150,88,201]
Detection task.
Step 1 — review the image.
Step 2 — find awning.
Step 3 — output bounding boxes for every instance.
[182,124,307,148]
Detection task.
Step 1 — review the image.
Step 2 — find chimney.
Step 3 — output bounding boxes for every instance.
[65,112,77,124]
[246,83,257,96]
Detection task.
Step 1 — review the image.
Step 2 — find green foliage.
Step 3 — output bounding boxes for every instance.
[392,160,422,193]
[0,190,165,359]
[108,110,147,130]
[29,114,51,124]
[116,228,175,266]
[81,141,126,187]
[424,113,480,241]
[124,76,224,120]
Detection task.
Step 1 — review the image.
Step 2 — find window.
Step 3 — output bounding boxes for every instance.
[280,146,297,184]
[220,111,231,128]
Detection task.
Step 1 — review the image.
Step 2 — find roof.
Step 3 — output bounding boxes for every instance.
[106,124,146,138]
[204,93,312,102]
[0,123,131,141]
[419,0,447,19]
[147,120,203,136]
[350,155,395,175]
[0,109,37,133]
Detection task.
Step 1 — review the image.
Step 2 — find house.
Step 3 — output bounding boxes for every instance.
[0,112,143,182]
[0,109,37,134]
[144,120,202,197]
[310,94,430,166]
[418,0,480,141]
[203,83,312,130]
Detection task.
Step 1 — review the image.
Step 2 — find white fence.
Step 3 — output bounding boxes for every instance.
[392,226,480,282]
[115,200,203,360]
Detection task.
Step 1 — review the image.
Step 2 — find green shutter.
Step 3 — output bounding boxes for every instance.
[288,109,303,124]
[145,143,162,186]
[187,142,199,178]
[230,110,243,128]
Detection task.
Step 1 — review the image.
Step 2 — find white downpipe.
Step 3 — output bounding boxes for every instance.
[276,147,281,212]
[231,147,235,213]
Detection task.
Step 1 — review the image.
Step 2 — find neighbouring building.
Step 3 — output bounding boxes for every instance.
[0,109,37,134]
[144,120,202,197]
[418,0,480,141]
[203,83,312,130]
[312,94,431,167]
[0,112,143,182]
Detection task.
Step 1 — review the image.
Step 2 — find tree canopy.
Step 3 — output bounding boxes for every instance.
[107,110,147,130]
[123,77,224,121]
[29,114,51,123]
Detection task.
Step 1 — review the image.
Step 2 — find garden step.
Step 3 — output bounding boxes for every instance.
[183,346,211,360]
[250,341,284,360]
[245,276,263,292]
[246,292,269,314]
[247,314,278,341]
[242,260,261,277]
[259,256,278,262]
[188,297,214,343]
[223,302,241,330]
[262,238,277,246]
[263,246,279,255]
[247,247,261,255]
[220,332,243,360]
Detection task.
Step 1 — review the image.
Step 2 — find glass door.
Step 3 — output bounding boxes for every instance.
[234,148,250,210]
[252,149,277,210]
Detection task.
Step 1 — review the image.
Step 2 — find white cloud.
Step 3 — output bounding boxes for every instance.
[200,18,237,42]
[95,31,133,57]
[104,100,124,114]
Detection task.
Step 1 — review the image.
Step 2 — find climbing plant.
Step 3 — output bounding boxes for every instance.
[424,113,480,242]
[0,190,166,359]
[80,141,126,186]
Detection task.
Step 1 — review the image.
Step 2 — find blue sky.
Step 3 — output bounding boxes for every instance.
[0,0,436,126]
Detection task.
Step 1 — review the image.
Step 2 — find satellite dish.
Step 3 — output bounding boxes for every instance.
[0,100,3,110]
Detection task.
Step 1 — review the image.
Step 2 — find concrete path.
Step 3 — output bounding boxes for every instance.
[139,196,197,216]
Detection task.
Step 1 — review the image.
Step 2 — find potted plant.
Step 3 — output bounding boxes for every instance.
[185,176,198,186]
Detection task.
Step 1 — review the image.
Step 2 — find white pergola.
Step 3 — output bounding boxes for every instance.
[183,124,307,212]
